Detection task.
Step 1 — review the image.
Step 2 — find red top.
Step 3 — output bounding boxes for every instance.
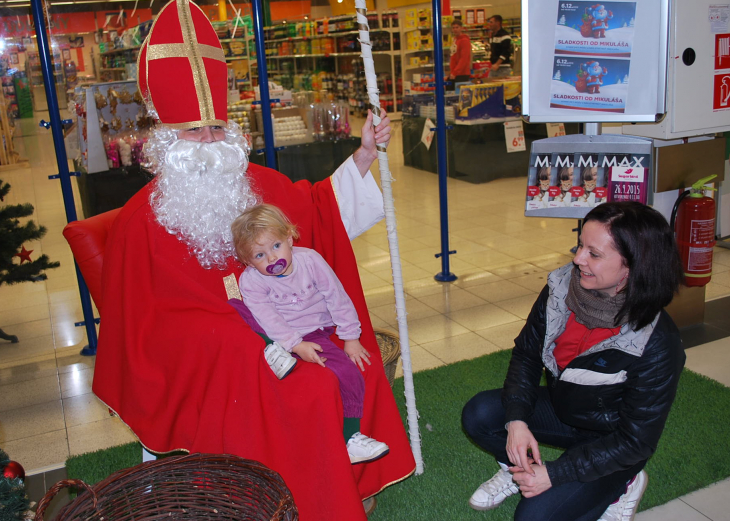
[450,34,472,77]
[93,165,416,520]
[554,313,621,370]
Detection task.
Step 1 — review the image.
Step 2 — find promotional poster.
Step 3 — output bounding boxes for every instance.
[549,56,631,112]
[600,153,650,204]
[554,1,637,57]
[526,153,554,210]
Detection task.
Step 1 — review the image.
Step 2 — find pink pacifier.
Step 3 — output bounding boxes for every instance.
[266,258,288,275]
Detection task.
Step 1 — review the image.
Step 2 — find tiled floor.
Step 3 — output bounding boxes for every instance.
[2,114,730,519]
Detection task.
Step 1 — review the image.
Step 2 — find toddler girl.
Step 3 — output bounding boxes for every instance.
[231,203,390,465]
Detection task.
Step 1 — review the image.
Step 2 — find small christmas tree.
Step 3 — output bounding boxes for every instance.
[0,178,59,342]
[0,449,30,521]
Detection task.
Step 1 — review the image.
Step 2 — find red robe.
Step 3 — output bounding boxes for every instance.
[93,163,416,520]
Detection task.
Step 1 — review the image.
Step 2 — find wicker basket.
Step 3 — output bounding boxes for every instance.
[374,328,400,388]
[35,453,297,520]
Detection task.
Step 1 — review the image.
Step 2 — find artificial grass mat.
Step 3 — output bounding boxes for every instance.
[66,349,730,520]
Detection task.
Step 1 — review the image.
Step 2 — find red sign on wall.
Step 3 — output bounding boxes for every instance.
[713,73,730,111]
[716,34,730,70]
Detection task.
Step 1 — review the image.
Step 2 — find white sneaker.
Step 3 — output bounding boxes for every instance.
[598,470,648,521]
[469,462,519,511]
[264,342,297,379]
[347,432,390,464]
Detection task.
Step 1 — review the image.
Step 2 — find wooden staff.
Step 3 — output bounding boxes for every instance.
[355,0,424,475]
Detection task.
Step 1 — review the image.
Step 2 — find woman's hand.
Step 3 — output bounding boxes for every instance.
[510,464,552,498]
[292,341,327,367]
[506,420,542,475]
[353,110,391,177]
[344,339,372,371]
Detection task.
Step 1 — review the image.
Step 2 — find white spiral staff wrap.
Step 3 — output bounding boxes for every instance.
[355,0,424,475]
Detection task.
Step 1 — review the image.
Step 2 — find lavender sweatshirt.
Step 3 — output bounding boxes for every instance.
[238,247,362,351]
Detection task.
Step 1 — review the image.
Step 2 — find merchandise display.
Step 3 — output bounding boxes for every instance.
[227,101,252,135]
[73,80,151,174]
[252,13,401,114]
[456,80,522,120]
[1,75,18,119]
[273,115,310,146]
[98,22,151,82]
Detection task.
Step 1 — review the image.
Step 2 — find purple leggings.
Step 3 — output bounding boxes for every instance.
[229,299,366,418]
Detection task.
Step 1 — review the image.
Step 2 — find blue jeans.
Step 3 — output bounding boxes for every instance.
[462,388,644,521]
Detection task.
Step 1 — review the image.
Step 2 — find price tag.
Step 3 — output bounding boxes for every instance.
[504,120,526,153]
[546,122,566,137]
[421,118,436,150]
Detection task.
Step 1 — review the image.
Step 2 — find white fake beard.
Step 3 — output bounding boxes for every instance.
[150,138,259,269]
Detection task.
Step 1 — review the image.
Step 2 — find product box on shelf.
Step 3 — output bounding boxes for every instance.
[418,9,432,26]
[472,61,492,81]
[455,81,522,120]
[405,9,418,28]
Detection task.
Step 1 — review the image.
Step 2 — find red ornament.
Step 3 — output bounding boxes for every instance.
[3,460,25,481]
[14,245,33,264]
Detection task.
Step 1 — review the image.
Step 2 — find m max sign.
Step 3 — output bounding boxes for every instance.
[524,134,653,219]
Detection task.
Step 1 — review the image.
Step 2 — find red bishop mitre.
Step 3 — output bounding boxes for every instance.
[137,0,228,129]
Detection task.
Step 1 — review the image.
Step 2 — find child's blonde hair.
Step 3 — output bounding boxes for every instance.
[231,204,300,263]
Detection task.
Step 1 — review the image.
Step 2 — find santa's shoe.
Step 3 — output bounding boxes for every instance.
[264,342,297,379]
[347,432,389,464]
[469,462,519,511]
[598,470,648,521]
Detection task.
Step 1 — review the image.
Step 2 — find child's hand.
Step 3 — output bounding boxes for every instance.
[292,341,327,367]
[344,340,372,371]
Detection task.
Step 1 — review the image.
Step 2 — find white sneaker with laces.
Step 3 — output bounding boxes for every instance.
[347,432,390,464]
[469,462,519,511]
[264,342,297,379]
[598,470,648,521]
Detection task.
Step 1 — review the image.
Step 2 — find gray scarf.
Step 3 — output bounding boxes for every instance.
[565,267,628,329]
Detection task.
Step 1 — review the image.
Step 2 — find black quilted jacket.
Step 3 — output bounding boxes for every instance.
[502,269,685,487]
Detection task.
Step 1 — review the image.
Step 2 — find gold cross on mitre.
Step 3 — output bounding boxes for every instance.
[145,0,226,124]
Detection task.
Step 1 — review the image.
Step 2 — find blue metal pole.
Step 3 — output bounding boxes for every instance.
[31,0,98,355]
[431,0,456,282]
[251,0,277,169]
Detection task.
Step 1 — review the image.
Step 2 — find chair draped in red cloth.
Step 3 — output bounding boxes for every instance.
[62,208,121,313]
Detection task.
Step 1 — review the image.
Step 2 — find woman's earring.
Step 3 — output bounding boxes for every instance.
[616,272,629,292]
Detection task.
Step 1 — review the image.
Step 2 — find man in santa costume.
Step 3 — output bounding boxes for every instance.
[92,0,416,519]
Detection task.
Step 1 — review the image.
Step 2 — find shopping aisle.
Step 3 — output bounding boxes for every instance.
[1,115,730,520]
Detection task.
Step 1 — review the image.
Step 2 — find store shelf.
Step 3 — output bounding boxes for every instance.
[262,28,396,45]
[100,45,141,56]
[264,50,397,59]
[404,26,434,32]
[100,67,126,71]
[226,56,249,61]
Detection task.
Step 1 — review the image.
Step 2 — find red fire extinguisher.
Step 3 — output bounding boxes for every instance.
[671,175,717,287]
